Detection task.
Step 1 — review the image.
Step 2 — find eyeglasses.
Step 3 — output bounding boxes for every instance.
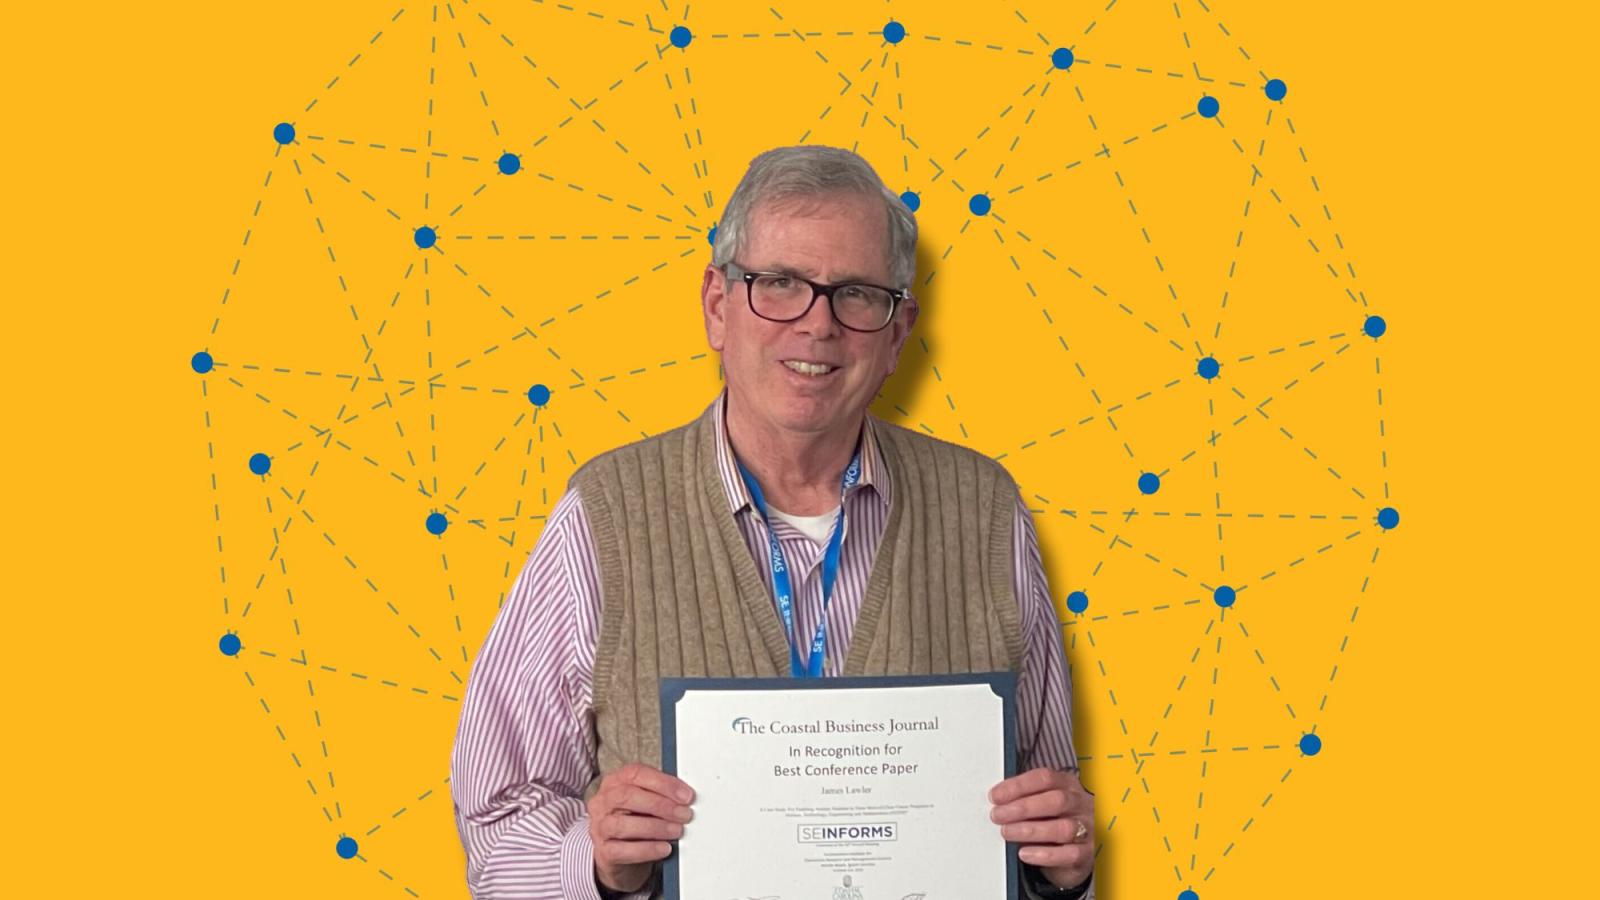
[723,262,909,333]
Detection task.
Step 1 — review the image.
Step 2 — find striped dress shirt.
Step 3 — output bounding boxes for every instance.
[451,395,1085,898]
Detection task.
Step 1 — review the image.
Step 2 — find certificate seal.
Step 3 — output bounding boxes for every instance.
[831,875,863,900]
[827,874,928,900]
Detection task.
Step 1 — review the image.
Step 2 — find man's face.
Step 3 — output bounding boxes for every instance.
[701,192,917,441]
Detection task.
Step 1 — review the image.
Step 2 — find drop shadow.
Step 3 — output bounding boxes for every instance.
[875,239,941,428]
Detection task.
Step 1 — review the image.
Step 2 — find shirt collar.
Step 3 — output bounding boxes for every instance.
[712,390,890,518]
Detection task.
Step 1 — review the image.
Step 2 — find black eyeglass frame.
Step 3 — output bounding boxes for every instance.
[722,262,911,333]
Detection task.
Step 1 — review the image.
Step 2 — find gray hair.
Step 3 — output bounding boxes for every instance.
[710,145,918,289]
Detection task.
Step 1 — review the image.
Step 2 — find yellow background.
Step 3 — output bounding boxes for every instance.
[5,1,1594,897]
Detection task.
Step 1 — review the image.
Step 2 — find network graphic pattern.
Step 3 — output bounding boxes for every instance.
[191,2,1399,897]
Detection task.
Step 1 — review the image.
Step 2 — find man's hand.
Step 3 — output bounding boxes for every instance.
[990,766,1096,890]
[586,762,695,894]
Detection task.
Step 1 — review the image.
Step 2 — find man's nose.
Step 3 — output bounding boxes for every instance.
[793,288,841,338]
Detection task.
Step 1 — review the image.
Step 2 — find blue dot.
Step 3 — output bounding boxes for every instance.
[1213,585,1236,608]
[883,21,906,44]
[527,384,552,406]
[707,225,717,246]
[218,633,242,656]
[1137,472,1160,495]
[1051,47,1075,70]
[1264,78,1288,101]
[1376,507,1400,530]
[669,26,693,48]
[273,122,296,145]
[899,190,921,213]
[1179,891,1200,900]
[1066,591,1089,614]
[1299,733,1323,756]
[968,193,992,216]
[414,226,437,249]
[426,512,450,536]
[1197,356,1220,380]
[191,351,214,374]
[335,836,359,859]
[1197,95,1220,118]
[497,152,521,175]
[1363,315,1387,339]
[248,453,272,476]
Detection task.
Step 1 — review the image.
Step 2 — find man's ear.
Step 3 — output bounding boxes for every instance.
[701,264,728,352]
[883,297,919,376]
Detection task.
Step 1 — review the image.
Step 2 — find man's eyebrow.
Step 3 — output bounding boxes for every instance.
[754,263,885,284]
[830,271,884,284]
[752,262,816,279]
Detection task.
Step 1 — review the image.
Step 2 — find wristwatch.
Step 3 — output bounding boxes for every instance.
[1021,863,1093,900]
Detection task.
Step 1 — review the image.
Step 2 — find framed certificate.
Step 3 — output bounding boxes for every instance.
[660,673,1018,900]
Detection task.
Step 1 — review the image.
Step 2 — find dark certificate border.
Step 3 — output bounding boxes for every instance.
[659,672,1019,900]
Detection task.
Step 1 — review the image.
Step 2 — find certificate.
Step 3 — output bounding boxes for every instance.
[660,673,1018,900]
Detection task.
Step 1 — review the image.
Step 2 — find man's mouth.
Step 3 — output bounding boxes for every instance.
[782,359,840,377]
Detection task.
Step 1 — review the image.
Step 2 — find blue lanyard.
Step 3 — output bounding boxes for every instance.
[737,451,861,678]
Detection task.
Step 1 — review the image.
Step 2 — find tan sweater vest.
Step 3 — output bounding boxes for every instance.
[573,402,1024,783]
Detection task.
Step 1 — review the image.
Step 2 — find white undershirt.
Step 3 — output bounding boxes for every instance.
[766,504,842,545]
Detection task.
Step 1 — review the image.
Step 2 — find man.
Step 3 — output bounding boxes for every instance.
[451,146,1096,899]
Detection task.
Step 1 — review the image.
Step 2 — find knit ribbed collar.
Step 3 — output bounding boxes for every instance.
[708,390,890,518]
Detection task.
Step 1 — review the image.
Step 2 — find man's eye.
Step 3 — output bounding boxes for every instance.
[767,276,792,289]
[839,286,867,300]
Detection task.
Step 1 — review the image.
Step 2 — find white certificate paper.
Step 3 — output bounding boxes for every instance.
[660,673,1017,900]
